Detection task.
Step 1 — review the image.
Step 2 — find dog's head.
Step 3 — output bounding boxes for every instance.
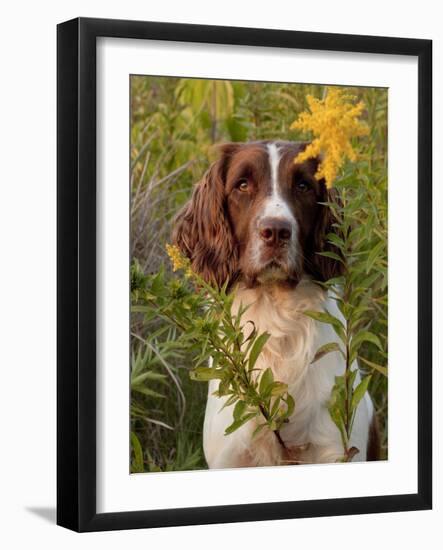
[172,141,343,288]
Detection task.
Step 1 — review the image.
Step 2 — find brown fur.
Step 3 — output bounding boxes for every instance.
[172,156,239,288]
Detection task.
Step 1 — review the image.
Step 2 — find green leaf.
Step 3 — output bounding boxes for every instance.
[359,271,382,290]
[259,367,274,396]
[317,250,344,264]
[219,394,238,411]
[189,367,221,381]
[267,420,278,431]
[270,381,288,397]
[351,375,372,412]
[304,310,346,341]
[366,240,385,273]
[347,368,358,398]
[233,400,247,420]
[328,401,347,448]
[248,332,270,371]
[270,396,282,417]
[131,371,167,386]
[130,432,144,473]
[311,342,342,364]
[225,412,258,435]
[132,386,165,399]
[327,376,348,447]
[359,356,388,377]
[326,232,345,249]
[284,394,295,418]
[351,331,383,355]
[131,305,152,313]
[216,379,230,396]
[150,270,165,294]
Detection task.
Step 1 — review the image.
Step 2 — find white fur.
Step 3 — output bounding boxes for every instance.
[203,278,373,469]
[261,143,297,226]
[249,143,298,275]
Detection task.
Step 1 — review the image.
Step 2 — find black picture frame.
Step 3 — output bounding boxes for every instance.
[57,17,432,532]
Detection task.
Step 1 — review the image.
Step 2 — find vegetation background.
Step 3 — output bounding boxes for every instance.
[130,76,388,473]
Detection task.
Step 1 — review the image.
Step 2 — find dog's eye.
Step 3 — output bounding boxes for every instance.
[295,180,310,192]
[236,178,250,192]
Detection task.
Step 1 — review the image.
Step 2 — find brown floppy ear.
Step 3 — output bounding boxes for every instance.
[172,153,238,288]
[306,184,345,283]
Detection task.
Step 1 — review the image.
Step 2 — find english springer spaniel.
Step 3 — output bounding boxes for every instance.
[173,141,379,468]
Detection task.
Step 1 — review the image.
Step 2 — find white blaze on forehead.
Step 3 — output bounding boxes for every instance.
[262,143,296,224]
[268,142,281,195]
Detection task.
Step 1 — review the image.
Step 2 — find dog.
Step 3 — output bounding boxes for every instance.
[173,140,379,468]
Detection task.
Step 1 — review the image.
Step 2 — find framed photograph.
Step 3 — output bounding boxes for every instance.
[57,17,432,532]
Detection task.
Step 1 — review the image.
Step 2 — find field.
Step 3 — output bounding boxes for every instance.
[130,76,388,473]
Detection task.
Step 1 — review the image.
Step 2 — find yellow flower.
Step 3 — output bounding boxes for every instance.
[165,244,193,277]
[291,87,369,188]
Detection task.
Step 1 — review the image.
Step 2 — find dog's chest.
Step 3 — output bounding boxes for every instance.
[233,280,325,384]
[232,280,337,444]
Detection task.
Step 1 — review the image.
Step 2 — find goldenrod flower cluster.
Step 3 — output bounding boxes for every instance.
[291,87,369,188]
[165,244,193,278]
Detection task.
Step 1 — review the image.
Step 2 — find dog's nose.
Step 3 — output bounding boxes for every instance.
[259,218,292,246]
